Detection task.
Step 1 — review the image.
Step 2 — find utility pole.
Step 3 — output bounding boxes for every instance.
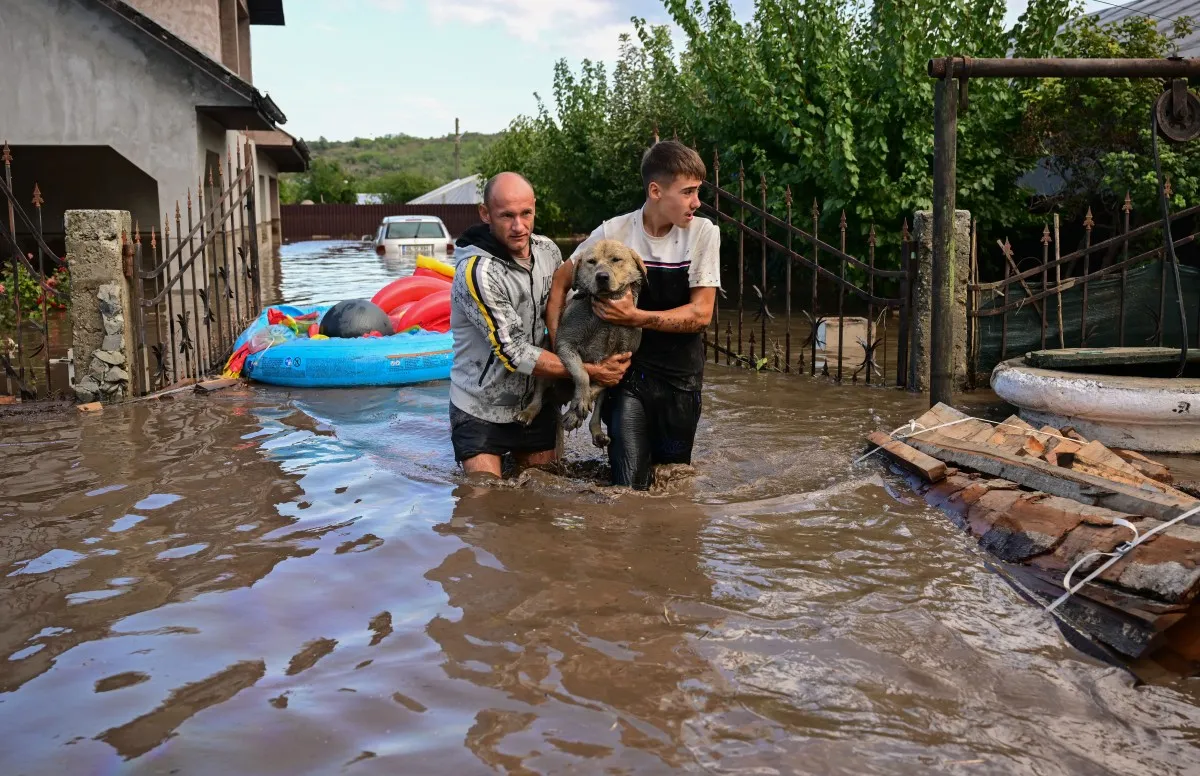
[454,118,461,180]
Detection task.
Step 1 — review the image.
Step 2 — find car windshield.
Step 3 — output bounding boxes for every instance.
[385,222,421,239]
[385,221,444,239]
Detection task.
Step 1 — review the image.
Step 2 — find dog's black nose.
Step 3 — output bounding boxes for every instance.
[595,271,611,287]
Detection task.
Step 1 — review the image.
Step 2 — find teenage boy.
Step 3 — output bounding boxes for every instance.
[546,141,720,490]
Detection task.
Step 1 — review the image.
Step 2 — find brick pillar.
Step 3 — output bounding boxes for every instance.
[911,209,970,392]
[65,210,134,403]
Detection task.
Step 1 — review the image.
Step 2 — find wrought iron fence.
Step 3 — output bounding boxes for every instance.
[129,141,260,395]
[968,184,1200,377]
[698,152,916,387]
[0,143,71,400]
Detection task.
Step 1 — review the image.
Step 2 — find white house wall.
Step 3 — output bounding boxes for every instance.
[0,0,250,234]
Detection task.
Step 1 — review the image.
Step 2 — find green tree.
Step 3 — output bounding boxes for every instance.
[293,158,357,204]
[477,0,1199,271]
[1020,14,1199,227]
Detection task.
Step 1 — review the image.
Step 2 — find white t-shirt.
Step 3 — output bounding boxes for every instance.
[569,206,721,289]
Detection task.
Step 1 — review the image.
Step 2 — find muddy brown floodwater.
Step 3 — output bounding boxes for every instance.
[3,240,1200,775]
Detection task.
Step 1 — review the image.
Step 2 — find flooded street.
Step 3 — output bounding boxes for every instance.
[3,241,1200,775]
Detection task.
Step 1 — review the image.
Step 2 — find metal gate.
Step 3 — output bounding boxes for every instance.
[129,141,260,395]
[968,188,1200,378]
[698,152,915,386]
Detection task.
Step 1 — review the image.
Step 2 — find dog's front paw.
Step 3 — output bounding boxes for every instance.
[592,430,610,448]
[515,406,539,426]
[562,403,586,431]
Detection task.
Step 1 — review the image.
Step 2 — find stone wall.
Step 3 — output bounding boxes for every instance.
[911,209,971,392]
[65,211,135,403]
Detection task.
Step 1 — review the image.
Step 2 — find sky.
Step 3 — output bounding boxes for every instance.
[250,1,1111,143]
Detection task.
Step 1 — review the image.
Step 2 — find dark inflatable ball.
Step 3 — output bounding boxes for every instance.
[319,299,392,338]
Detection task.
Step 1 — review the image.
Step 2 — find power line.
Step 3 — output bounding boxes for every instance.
[1089,0,1195,28]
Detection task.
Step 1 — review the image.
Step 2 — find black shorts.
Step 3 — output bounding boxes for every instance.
[601,369,702,490]
[449,402,558,462]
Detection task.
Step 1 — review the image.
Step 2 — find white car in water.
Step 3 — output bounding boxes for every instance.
[373,215,454,262]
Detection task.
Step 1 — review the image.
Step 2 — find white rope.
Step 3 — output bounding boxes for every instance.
[857,410,1200,616]
[1045,503,1200,613]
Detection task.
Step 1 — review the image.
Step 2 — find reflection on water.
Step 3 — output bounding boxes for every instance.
[2,241,1200,775]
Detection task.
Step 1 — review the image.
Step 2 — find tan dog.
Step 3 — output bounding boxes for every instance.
[518,239,647,447]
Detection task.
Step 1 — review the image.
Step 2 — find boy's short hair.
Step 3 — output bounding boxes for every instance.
[641,140,706,193]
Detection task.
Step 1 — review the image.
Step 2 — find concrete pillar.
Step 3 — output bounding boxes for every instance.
[66,210,135,403]
[237,18,252,82]
[912,209,970,392]
[219,0,239,73]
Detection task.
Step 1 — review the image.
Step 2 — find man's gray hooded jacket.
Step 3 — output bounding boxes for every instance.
[449,223,562,423]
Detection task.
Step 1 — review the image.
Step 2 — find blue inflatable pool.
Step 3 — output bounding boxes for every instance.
[234,304,453,388]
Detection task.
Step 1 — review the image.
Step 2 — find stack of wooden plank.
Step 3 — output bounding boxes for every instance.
[866,404,1200,674]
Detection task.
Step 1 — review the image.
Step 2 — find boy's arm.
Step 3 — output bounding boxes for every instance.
[592,287,716,333]
[547,228,604,349]
[546,261,573,350]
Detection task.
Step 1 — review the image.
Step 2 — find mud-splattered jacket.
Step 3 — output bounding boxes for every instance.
[449,224,562,423]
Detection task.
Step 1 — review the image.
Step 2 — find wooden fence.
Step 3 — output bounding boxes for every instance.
[280,204,479,242]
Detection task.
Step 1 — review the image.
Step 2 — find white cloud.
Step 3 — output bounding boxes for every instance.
[429,0,614,43]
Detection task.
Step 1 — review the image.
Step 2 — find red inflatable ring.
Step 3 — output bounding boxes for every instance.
[371,276,450,314]
[395,288,451,333]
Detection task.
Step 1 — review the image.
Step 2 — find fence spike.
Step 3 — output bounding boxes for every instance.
[31,183,43,208]
[1001,237,1013,259]
[208,166,215,187]
[135,221,141,244]
[175,200,181,221]
[1041,223,1051,244]
[2,141,10,165]
[784,184,792,206]
[868,223,876,247]
[1164,174,1173,198]
[712,147,720,174]
[901,218,910,241]
[738,161,744,181]
[759,172,767,193]
[672,128,679,141]
[1123,191,1133,213]
[1083,207,1094,231]
[151,226,157,251]
[839,210,847,232]
[164,216,170,241]
[652,123,659,144]
[812,198,820,219]
[187,187,192,214]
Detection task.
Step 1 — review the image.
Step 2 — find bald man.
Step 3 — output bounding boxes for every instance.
[448,172,631,477]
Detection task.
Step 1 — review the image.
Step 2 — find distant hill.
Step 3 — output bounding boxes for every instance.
[307,132,501,187]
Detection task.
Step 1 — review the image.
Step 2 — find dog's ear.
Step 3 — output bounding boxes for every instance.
[571,246,591,293]
[625,245,649,288]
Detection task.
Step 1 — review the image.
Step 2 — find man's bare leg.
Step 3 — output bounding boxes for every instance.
[462,453,503,478]
[515,448,557,472]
